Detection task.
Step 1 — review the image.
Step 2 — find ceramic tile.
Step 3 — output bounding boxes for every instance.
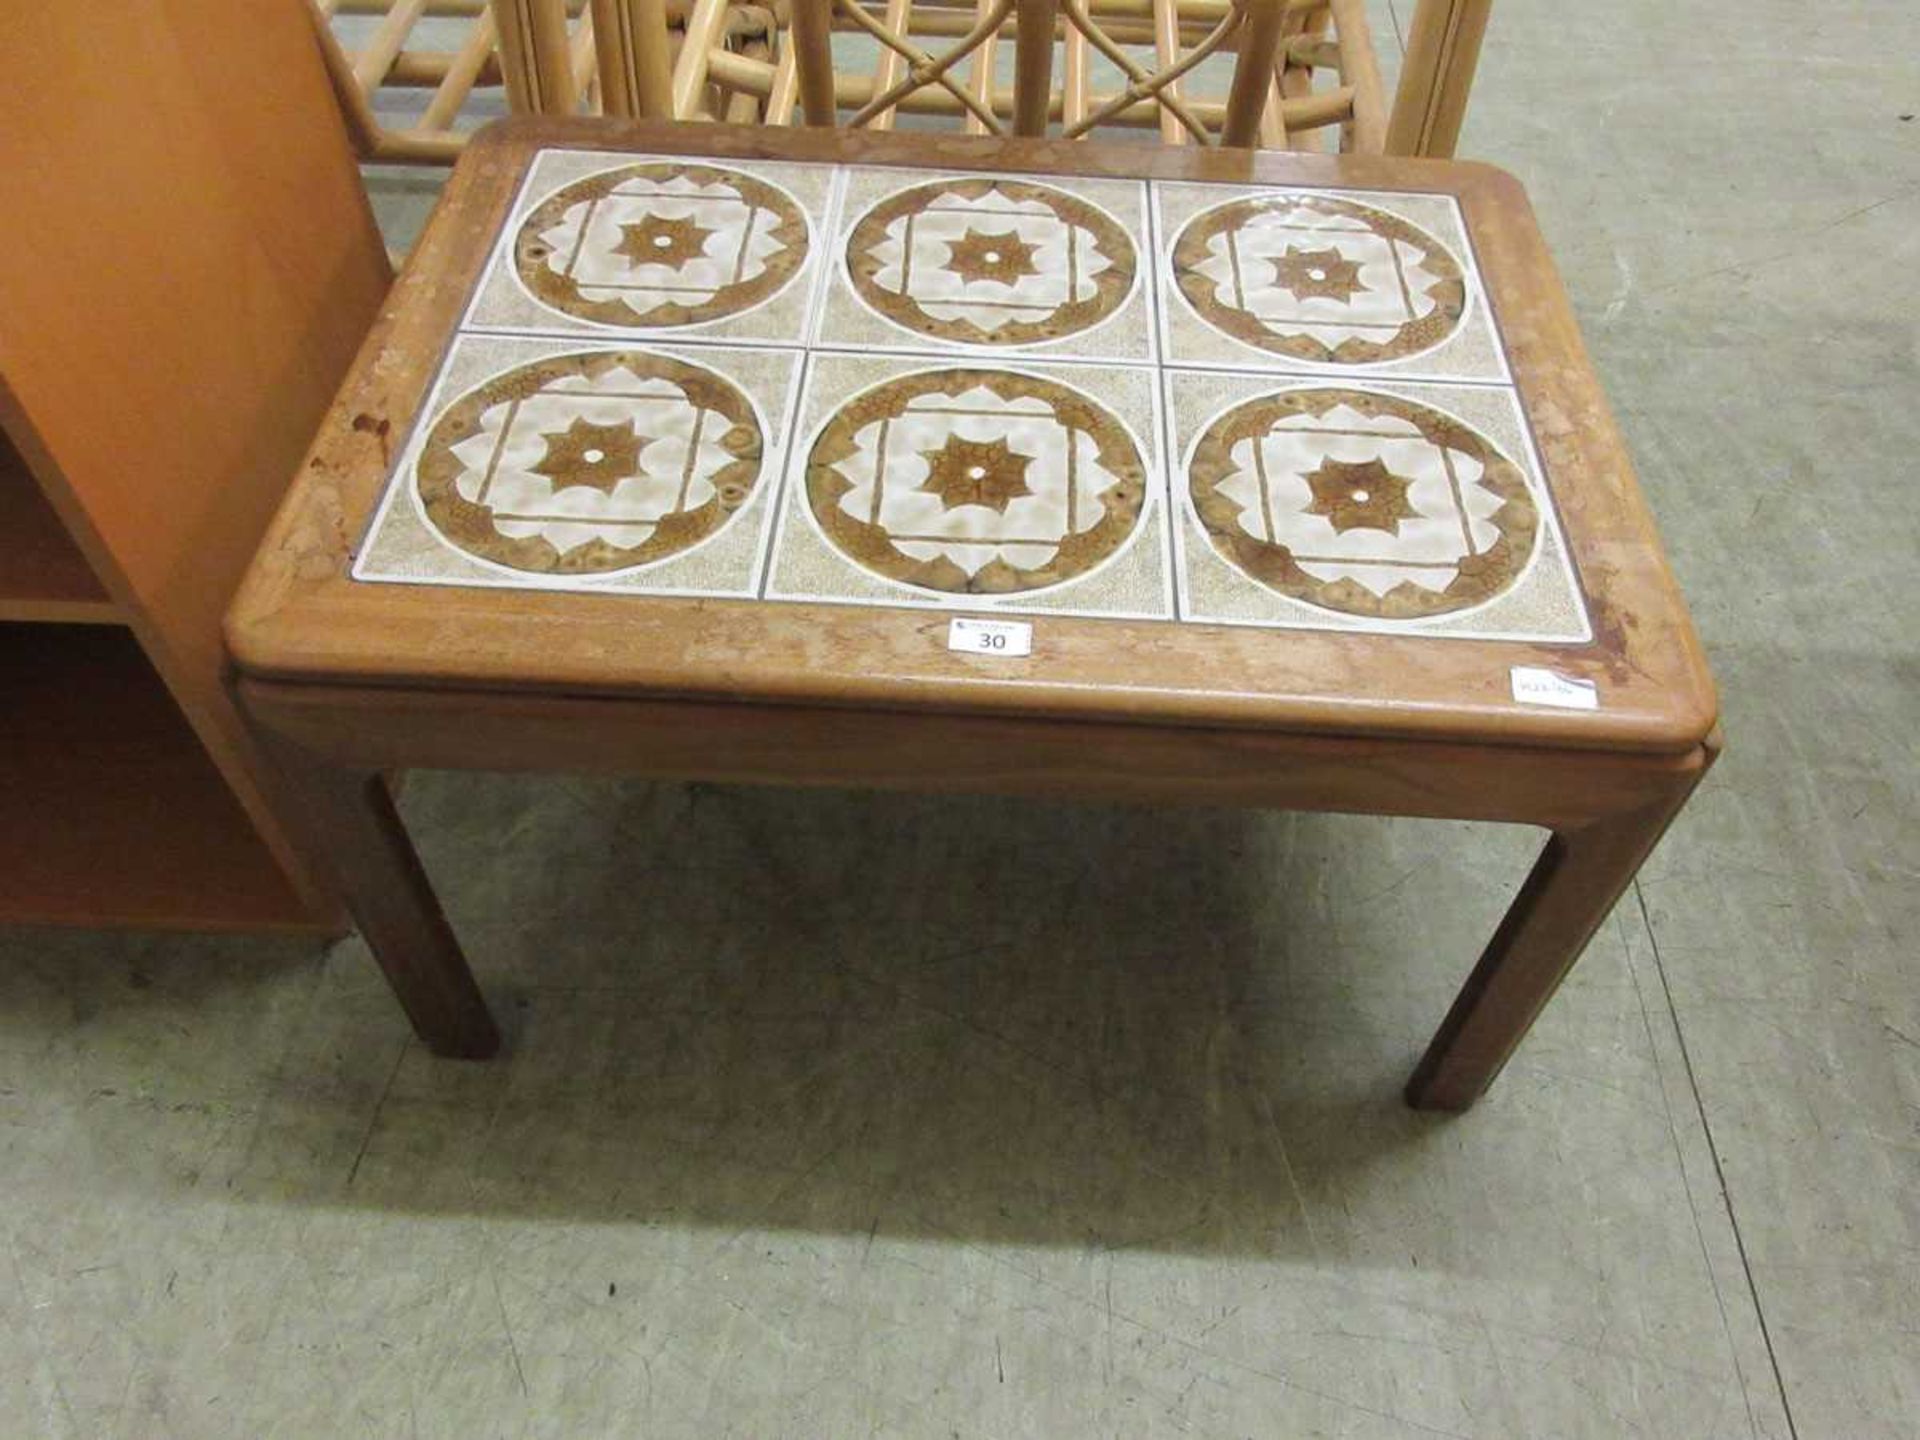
[352,334,801,597]
[462,149,835,346]
[1152,180,1509,383]
[367,151,1604,648]
[763,353,1172,620]
[1164,368,1590,641]
[812,167,1155,364]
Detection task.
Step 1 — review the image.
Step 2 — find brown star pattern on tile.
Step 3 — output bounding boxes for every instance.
[612,213,716,270]
[942,228,1040,287]
[917,436,1035,513]
[528,416,651,495]
[1269,245,1366,303]
[1301,457,1417,534]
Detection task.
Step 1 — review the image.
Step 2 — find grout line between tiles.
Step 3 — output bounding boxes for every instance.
[1634,879,1802,1440]
[755,349,813,600]
[1144,182,1184,620]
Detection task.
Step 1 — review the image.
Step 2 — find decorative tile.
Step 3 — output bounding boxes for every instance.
[814,168,1155,364]
[366,150,1603,648]
[353,334,801,597]
[462,149,835,345]
[764,353,1172,620]
[1165,368,1589,640]
[1152,181,1508,383]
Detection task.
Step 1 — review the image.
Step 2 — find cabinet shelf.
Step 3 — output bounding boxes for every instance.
[0,626,327,931]
[0,434,120,626]
[0,1,392,935]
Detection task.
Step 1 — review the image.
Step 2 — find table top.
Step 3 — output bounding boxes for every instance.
[228,119,1716,755]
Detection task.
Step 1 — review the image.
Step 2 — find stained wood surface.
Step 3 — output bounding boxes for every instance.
[0,628,325,933]
[243,677,1719,835]
[0,1,393,926]
[229,119,1716,757]
[0,434,118,625]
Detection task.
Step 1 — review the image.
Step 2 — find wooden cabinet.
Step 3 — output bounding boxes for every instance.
[0,2,393,931]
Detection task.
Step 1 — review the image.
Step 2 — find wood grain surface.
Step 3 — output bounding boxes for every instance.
[227,119,1715,756]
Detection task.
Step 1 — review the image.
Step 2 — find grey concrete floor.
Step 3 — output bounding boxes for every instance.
[4,2,1916,1436]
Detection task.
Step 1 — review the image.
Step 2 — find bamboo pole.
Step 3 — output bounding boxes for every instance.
[1013,0,1058,135]
[336,0,589,15]
[846,8,1219,44]
[1276,0,1325,150]
[868,0,914,128]
[1223,0,1286,147]
[591,0,673,115]
[1149,0,1185,144]
[1060,0,1236,142]
[342,48,504,86]
[570,10,599,96]
[385,130,470,162]
[791,0,837,123]
[1326,0,1386,152]
[493,0,579,112]
[1062,21,1090,131]
[352,0,431,90]
[669,0,730,116]
[964,0,1000,135]
[766,39,800,123]
[839,0,1013,131]
[416,8,498,130]
[1386,0,1491,156]
[309,3,386,157]
[704,46,1350,132]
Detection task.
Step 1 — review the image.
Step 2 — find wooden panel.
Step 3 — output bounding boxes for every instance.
[0,432,118,625]
[245,676,1719,836]
[0,627,326,932]
[0,2,393,924]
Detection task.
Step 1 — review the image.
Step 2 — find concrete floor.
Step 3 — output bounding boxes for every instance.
[4,2,1916,1435]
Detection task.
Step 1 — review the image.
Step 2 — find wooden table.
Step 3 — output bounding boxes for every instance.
[227,118,1718,1111]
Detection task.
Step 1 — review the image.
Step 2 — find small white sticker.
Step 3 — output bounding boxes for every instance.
[1510,666,1599,710]
[947,616,1032,658]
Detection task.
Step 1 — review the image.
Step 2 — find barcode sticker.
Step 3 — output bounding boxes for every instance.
[947,617,1032,658]
[1510,666,1599,710]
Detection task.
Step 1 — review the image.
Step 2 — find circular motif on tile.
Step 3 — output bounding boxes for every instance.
[1172,194,1467,365]
[806,368,1146,594]
[1187,388,1537,618]
[415,350,763,574]
[844,178,1136,347]
[514,162,809,327]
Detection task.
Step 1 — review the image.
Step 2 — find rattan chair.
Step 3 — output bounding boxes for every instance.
[698,0,1491,153]
[315,0,1487,162]
[310,0,692,161]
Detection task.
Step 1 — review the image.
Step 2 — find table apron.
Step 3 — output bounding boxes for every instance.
[237,677,1711,833]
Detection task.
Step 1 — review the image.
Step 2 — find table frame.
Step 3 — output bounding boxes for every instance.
[228,119,1719,1111]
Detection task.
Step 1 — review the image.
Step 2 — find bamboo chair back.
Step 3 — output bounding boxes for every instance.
[318,0,1489,160]
[765,0,1490,155]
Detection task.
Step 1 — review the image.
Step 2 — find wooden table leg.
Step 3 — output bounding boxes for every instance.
[1404,744,1716,1111]
[254,726,501,1059]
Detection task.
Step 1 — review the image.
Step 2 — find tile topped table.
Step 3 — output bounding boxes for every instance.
[227,119,1719,1111]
